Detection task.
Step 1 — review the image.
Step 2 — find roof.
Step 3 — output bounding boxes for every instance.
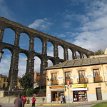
[46,56,107,70]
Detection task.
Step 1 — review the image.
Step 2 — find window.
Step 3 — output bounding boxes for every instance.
[51,73,58,85]
[65,72,72,85]
[93,69,102,83]
[78,70,88,84]
[51,73,57,80]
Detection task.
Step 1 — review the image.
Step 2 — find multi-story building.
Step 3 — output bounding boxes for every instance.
[0,74,22,90]
[0,74,8,90]
[46,53,107,103]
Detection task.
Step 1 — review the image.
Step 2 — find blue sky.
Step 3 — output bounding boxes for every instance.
[1,0,107,50]
[1,0,107,76]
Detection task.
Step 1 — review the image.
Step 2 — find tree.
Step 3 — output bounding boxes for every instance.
[94,50,104,55]
[19,72,34,90]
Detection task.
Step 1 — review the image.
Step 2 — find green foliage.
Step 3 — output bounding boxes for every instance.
[26,88,34,96]
[92,102,107,107]
[19,72,33,90]
[21,90,26,96]
[94,49,104,55]
[33,86,46,94]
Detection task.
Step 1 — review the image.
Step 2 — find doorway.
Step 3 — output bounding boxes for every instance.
[51,91,64,102]
[96,87,102,100]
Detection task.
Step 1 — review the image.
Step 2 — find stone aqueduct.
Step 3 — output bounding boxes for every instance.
[0,17,93,90]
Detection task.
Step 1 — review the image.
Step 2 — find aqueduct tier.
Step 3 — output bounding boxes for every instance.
[0,17,94,90]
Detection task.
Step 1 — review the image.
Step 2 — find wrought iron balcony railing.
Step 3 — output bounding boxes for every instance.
[77,77,88,84]
[94,76,103,83]
[51,79,58,85]
[65,78,73,85]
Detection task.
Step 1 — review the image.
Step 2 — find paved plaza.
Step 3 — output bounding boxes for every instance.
[0,97,106,107]
[0,102,94,107]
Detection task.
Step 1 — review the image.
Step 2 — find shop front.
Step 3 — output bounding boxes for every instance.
[72,84,88,102]
[51,91,64,102]
[50,85,64,102]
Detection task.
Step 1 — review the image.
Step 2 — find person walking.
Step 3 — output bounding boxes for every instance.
[21,95,26,107]
[60,94,63,103]
[31,94,36,107]
[14,94,23,107]
[62,95,66,103]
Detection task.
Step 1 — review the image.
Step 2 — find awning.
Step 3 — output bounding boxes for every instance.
[51,89,64,91]
[50,85,64,91]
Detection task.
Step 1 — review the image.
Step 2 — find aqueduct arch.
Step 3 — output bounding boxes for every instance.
[0,17,94,90]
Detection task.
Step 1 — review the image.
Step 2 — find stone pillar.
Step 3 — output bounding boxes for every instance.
[26,36,34,74]
[29,36,34,51]
[64,47,68,61]
[26,36,34,88]
[39,40,47,86]
[8,30,20,91]
[72,50,77,59]
[40,40,47,74]
[26,53,34,73]
[80,52,83,58]
[53,43,59,64]
[0,27,4,42]
[42,39,47,55]
[14,30,20,46]
[9,48,19,91]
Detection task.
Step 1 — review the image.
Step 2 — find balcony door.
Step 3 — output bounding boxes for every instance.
[93,69,102,83]
[51,73,58,85]
[78,70,87,84]
[65,71,72,85]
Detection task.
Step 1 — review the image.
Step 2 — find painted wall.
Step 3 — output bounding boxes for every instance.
[46,64,107,103]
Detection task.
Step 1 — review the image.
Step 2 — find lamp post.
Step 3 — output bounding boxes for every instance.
[0,50,4,62]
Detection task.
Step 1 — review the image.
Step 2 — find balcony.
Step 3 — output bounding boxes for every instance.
[65,78,73,85]
[94,76,103,83]
[78,78,88,84]
[51,79,58,85]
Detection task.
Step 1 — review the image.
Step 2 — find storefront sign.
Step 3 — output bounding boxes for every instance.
[72,84,87,88]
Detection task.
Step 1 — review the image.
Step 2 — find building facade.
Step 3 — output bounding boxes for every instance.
[0,74,8,90]
[0,74,22,90]
[46,54,107,103]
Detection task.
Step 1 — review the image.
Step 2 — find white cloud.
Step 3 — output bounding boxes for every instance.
[0,55,11,76]
[73,0,107,51]
[18,57,27,77]
[34,57,41,72]
[28,18,52,31]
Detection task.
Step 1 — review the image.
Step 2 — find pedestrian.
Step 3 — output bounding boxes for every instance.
[14,94,23,107]
[42,98,45,103]
[21,95,26,107]
[31,94,36,107]
[62,95,66,103]
[60,94,63,103]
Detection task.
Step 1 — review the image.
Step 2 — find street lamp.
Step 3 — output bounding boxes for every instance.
[0,50,4,62]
